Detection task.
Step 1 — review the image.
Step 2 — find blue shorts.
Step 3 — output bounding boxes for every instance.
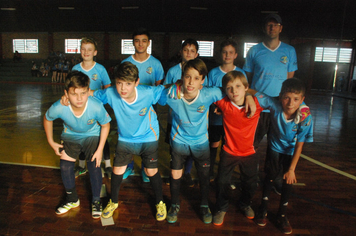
[114,140,158,168]
[170,140,210,170]
[61,136,99,160]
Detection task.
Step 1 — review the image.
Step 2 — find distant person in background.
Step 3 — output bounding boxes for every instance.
[13,51,21,62]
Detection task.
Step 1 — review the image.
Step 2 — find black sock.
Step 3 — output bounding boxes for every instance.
[66,188,78,202]
[149,171,163,204]
[111,173,123,203]
[170,177,181,205]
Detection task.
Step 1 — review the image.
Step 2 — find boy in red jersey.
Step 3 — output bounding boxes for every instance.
[213,71,263,225]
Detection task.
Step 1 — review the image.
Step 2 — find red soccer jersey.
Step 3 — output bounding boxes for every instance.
[215,96,263,156]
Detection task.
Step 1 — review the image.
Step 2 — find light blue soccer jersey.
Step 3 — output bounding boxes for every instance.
[72,62,111,91]
[256,92,313,155]
[243,42,298,97]
[164,63,208,86]
[159,87,224,145]
[208,66,247,125]
[45,96,111,143]
[122,55,164,86]
[94,85,164,143]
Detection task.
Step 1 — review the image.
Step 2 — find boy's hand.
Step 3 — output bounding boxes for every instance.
[60,95,69,106]
[168,80,183,99]
[283,170,297,184]
[214,107,222,115]
[245,95,256,118]
[50,142,64,156]
[91,151,103,167]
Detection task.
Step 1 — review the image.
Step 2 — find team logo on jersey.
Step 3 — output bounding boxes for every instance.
[149,158,157,163]
[92,74,98,81]
[280,56,288,64]
[146,67,153,75]
[139,107,148,116]
[197,105,206,113]
[87,119,95,125]
[292,124,298,132]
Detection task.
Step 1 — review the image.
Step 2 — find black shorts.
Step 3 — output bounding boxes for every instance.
[264,146,292,181]
[61,136,99,160]
[114,140,159,168]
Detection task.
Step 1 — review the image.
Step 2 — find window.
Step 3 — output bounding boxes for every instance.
[121,39,152,54]
[13,39,38,53]
[315,47,352,63]
[65,39,81,54]
[243,42,258,58]
[181,40,214,57]
[197,41,214,57]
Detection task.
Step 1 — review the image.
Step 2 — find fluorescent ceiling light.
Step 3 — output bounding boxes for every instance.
[1,7,16,10]
[58,7,75,10]
[190,7,208,10]
[122,6,139,10]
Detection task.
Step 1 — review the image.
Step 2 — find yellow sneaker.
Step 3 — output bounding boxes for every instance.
[155,201,167,221]
[102,199,118,219]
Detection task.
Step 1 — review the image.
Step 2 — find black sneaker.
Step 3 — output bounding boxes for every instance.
[182,173,194,187]
[74,166,87,178]
[277,215,292,234]
[92,200,102,219]
[200,206,212,224]
[255,209,267,227]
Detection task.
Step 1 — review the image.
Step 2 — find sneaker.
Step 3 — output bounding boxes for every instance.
[277,215,292,234]
[56,199,80,215]
[167,204,180,223]
[155,201,167,221]
[141,170,150,183]
[74,167,87,178]
[102,199,119,219]
[230,184,236,190]
[241,205,255,219]
[255,209,267,227]
[213,211,226,226]
[182,173,194,187]
[200,206,212,224]
[123,167,133,180]
[92,200,102,219]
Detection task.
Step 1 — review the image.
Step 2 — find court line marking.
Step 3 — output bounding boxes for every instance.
[301,154,356,181]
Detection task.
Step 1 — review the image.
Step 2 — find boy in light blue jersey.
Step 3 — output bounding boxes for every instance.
[208,39,247,180]
[95,62,167,222]
[71,37,113,178]
[122,28,165,181]
[164,38,205,187]
[43,71,111,219]
[249,78,313,235]
[159,58,257,224]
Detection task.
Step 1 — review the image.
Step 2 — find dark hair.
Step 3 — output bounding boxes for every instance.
[64,71,90,91]
[280,78,306,97]
[182,58,208,78]
[222,71,248,91]
[220,39,238,52]
[81,37,98,50]
[182,38,199,51]
[132,28,150,40]
[114,61,139,82]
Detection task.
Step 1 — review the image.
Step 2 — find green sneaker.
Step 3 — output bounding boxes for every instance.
[56,199,80,215]
[102,199,118,219]
[167,204,180,223]
[74,167,87,178]
[200,206,212,224]
[155,201,167,221]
